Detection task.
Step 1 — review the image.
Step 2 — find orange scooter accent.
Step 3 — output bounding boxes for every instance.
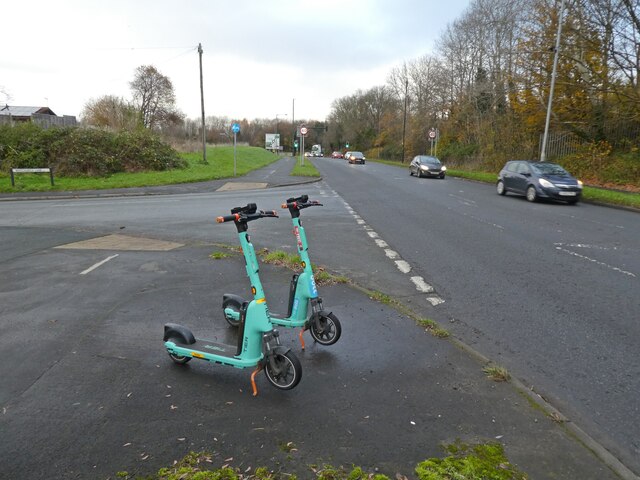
[298,329,306,350]
[250,364,264,396]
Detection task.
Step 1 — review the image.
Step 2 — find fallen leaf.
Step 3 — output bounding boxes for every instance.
[410,421,416,425]
[170,405,178,410]
[123,443,131,447]
[224,457,233,462]
[177,438,186,441]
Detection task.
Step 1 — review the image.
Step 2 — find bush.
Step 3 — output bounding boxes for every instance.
[0,123,185,176]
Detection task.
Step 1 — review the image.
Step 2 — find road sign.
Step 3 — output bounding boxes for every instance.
[428,129,436,139]
[300,126,308,136]
[232,123,240,134]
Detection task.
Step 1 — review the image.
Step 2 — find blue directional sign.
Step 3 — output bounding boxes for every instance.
[232,123,240,134]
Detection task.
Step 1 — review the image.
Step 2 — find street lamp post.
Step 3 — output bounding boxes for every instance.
[540,0,566,162]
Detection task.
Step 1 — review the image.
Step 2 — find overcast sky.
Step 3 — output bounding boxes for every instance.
[1,0,470,122]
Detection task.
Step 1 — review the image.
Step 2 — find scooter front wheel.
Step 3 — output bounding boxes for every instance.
[167,337,191,365]
[222,297,242,327]
[264,351,302,390]
[309,312,342,346]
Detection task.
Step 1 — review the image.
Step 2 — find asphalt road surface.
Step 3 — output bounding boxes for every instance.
[0,164,638,478]
[313,157,640,472]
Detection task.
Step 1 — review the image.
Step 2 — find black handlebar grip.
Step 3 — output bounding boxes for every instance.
[216,214,239,223]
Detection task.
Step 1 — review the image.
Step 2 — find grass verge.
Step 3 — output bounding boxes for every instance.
[290,159,320,177]
[116,442,528,479]
[0,146,280,193]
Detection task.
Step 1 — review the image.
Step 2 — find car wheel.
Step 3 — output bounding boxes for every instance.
[497,180,506,195]
[526,185,538,202]
[439,173,445,179]
[410,169,414,176]
[417,170,422,178]
[567,199,579,205]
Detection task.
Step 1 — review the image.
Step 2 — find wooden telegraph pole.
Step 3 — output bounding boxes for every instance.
[198,43,207,164]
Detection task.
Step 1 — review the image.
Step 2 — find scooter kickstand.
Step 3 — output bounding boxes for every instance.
[298,329,306,350]
[251,364,264,396]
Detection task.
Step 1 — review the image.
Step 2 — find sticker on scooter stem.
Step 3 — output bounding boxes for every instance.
[294,226,303,251]
[309,275,318,297]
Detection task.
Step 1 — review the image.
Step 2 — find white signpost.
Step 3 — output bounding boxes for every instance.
[299,126,308,165]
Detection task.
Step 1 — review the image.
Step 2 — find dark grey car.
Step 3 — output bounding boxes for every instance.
[410,155,446,178]
[497,160,583,203]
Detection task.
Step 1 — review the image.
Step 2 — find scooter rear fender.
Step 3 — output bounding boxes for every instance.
[223,293,246,305]
[163,323,196,344]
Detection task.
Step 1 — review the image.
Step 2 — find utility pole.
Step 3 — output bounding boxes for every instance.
[292,98,295,156]
[198,43,207,164]
[540,0,565,162]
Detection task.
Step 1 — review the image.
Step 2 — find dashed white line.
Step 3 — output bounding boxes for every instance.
[80,254,119,275]
[411,276,435,293]
[555,246,635,277]
[395,260,412,273]
[385,249,399,259]
[337,191,444,306]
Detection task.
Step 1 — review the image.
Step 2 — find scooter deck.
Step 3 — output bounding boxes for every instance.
[173,338,237,359]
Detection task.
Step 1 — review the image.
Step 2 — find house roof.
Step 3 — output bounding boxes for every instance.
[0,105,57,116]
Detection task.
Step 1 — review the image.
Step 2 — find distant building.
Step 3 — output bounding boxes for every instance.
[0,105,77,128]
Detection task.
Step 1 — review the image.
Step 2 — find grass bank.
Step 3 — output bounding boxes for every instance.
[0,146,280,193]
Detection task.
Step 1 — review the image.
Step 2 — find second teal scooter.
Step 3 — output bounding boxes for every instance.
[223,195,341,349]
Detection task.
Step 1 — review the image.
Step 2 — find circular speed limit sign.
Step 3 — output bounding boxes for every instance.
[300,126,308,136]
[428,129,436,139]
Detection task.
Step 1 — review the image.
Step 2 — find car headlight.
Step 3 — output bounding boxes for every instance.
[421,165,428,170]
[538,178,555,188]
[441,166,447,171]
[577,180,583,189]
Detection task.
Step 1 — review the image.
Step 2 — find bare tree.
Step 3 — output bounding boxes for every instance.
[81,95,139,130]
[130,65,182,129]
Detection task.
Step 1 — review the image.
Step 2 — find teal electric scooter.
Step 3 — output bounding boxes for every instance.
[222,195,341,350]
[163,203,302,396]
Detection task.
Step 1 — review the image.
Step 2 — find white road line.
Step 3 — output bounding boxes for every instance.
[341,198,444,306]
[426,296,446,306]
[80,254,119,275]
[411,276,435,293]
[395,260,412,273]
[385,249,399,259]
[555,247,635,278]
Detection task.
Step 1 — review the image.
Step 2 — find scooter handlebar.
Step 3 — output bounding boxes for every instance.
[281,198,323,210]
[216,210,278,224]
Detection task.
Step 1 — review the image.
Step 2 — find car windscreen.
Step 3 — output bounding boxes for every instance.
[351,152,364,157]
[531,163,569,176]
[419,157,441,166]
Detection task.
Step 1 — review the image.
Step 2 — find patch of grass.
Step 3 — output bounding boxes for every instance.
[365,289,450,339]
[115,444,528,479]
[416,318,450,338]
[483,364,511,382]
[290,159,320,177]
[278,441,297,453]
[257,249,348,286]
[210,251,232,260]
[0,145,279,193]
[416,440,528,480]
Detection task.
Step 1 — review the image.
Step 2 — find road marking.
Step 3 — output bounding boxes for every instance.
[80,254,119,275]
[555,246,635,277]
[411,276,435,293]
[324,183,445,306]
[385,249,399,259]
[395,260,411,273]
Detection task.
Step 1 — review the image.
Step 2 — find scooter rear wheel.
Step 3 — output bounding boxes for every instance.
[264,351,302,390]
[167,337,191,364]
[309,312,341,346]
[222,297,242,327]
